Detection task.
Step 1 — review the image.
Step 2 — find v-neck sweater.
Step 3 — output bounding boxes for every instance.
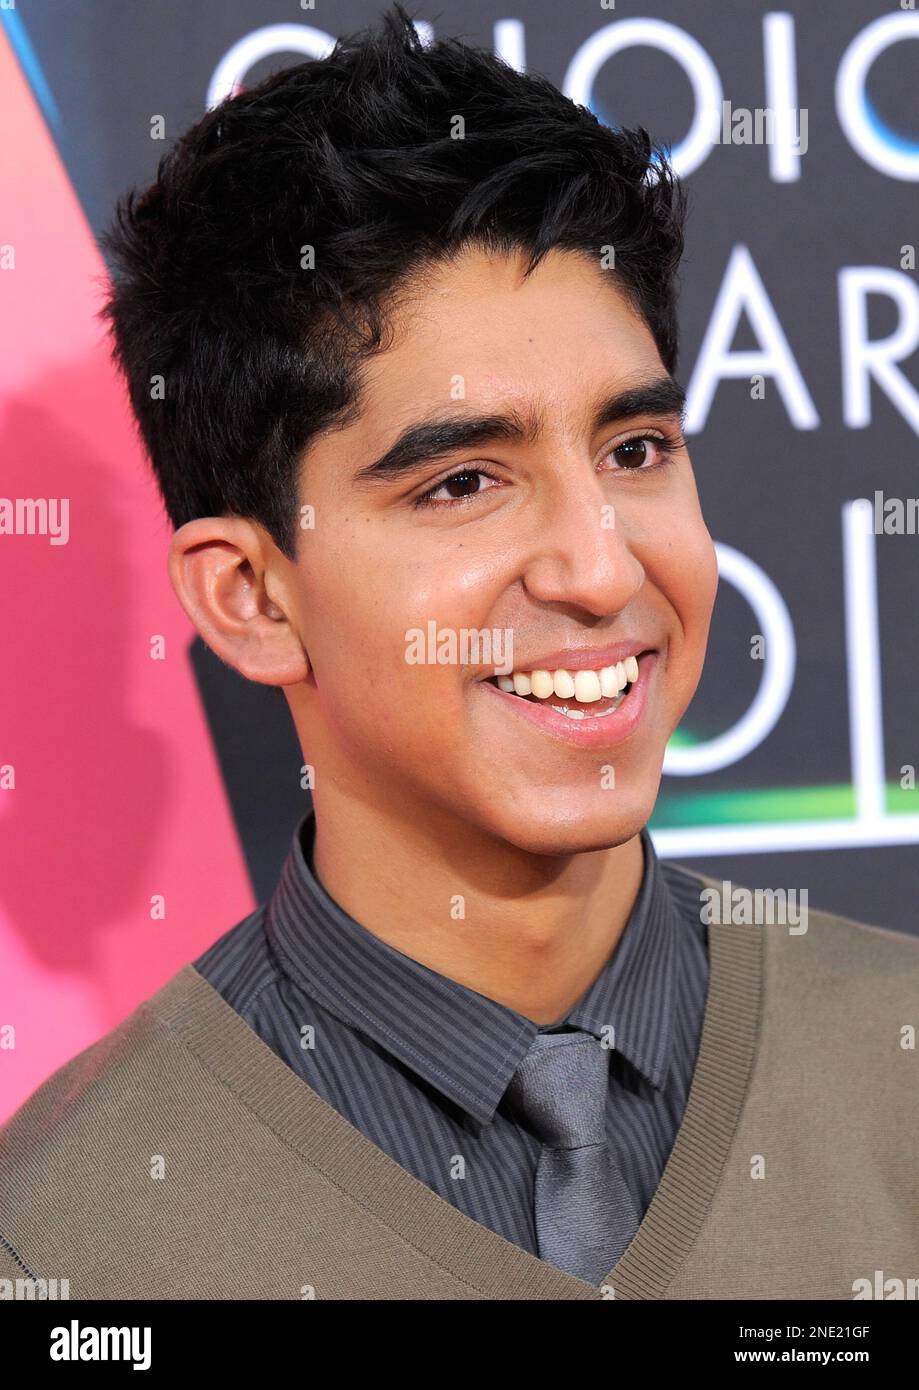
[1,866,917,1300]
[193,814,709,1265]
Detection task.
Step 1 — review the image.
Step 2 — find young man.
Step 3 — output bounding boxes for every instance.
[2,6,917,1302]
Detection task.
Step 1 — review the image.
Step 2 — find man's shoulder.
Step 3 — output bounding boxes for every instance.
[1,898,275,1178]
[0,955,333,1298]
[0,964,222,1266]
[0,964,203,1161]
[792,894,919,974]
[670,858,917,950]
[669,857,919,1022]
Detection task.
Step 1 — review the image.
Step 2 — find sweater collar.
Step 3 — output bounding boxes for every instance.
[265,810,678,1126]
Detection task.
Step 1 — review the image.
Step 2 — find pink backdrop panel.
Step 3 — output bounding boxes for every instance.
[0,27,256,1124]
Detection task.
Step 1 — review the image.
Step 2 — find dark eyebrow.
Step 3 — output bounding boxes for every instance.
[352,374,686,485]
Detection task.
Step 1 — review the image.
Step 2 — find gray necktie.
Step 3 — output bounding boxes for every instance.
[504,1028,640,1285]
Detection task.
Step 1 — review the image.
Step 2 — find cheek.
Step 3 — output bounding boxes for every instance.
[302,530,501,719]
[677,527,718,621]
[692,525,720,624]
[647,506,718,632]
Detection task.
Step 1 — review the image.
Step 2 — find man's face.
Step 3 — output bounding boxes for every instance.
[282,245,718,855]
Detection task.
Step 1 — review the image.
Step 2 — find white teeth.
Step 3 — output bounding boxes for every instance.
[491,654,645,707]
[599,665,619,698]
[573,670,602,703]
[530,669,555,699]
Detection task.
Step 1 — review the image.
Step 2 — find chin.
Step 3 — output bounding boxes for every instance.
[481,794,656,858]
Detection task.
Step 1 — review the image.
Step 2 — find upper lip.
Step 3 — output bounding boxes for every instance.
[482,641,656,677]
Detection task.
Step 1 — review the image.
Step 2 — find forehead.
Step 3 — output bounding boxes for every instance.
[357,244,664,418]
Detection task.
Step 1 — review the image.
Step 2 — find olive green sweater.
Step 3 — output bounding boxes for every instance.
[1,869,917,1300]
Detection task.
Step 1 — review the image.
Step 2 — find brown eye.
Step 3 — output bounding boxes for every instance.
[415,467,501,508]
[603,432,684,474]
[613,437,657,468]
[443,471,484,497]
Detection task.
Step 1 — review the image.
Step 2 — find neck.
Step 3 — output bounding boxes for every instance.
[309,786,646,1026]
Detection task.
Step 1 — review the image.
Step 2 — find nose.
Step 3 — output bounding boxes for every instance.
[521,476,646,618]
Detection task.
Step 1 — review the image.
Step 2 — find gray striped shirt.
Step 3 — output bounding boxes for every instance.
[194,813,709,1268]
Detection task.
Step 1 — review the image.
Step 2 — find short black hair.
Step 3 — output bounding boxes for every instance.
[98,3,688,560]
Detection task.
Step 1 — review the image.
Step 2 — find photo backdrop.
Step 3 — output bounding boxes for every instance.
[2,0,918,1121]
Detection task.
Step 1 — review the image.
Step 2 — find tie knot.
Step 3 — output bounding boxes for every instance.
[504,1029,610,1149]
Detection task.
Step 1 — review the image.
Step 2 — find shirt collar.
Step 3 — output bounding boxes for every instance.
[265,810,679,1126]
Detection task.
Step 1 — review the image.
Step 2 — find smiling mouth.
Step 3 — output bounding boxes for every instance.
[485,652,651,720]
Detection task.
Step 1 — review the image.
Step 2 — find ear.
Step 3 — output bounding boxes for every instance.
[167,517,309,686]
